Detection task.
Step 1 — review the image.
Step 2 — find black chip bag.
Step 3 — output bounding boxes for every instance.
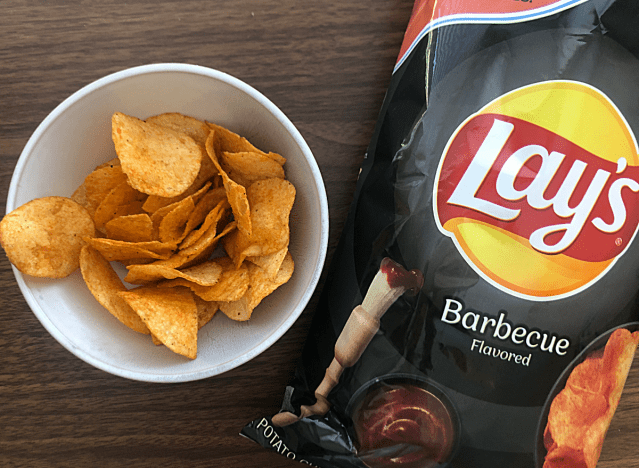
[243,0,639,467]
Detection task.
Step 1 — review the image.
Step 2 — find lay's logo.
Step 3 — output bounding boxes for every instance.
[434,81,639,300]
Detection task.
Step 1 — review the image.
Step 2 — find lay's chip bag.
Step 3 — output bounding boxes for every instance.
[243,0,639,466]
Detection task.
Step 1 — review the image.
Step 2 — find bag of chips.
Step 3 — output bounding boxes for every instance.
[243,0,639,466]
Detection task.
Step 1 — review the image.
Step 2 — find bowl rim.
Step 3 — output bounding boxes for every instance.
[6,63,329,382]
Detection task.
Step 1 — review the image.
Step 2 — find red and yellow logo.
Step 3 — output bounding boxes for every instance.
[434,81,639,300]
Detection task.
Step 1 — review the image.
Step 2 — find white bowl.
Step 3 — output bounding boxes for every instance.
[6,63,329,383]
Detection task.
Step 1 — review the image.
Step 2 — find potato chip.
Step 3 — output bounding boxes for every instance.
[177,231,229,270]
[226,178,295,266]
[79,245,149,334]
[183,187,227,235]
[194,295,219,329]
[207,122,264,154]
[264,151,287,166]
[85,165,129,213]
[93,180,147,230]
[141,156,219,214]
[219,251,294,321]
[207,121,286,165]
[247,247,289,279]
[222,235,261,271]
[119,286,198,359]
[159,256,249,302]
[205,130,252,236]
[124,258,224,285]
[150,198,181,231]
[564,350,604,394]
[158,197,195,244]
[543,328,639,468]
[131,244,214,273]
[150,182,211,236]
[221,151,285,187]
[130,231,224,276]
[146,112,211,146]
[85,237,176,262]
[0,197,95,278]
[179,213,235,260]
[110,199,146,220]
[105,213,154,242]
[602,328,639,401]
[112,112,203,197]
[72,163,128,217]
[180,198,230,250]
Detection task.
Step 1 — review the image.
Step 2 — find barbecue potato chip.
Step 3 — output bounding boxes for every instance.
[124,259,224,285]
[205,130,252,236]
[119,286,198,359]
[130,240,222,273]
[72,161,119,207]
[150,182,211,236]
[221,151,285,187]
[263,151,287,166]
[225,178,295,266]
[141,157,219,214]
[158,197,196,244]
[0,197,95,278]
[84,237,176,262]
[159,256,250,302]
[80,245,149,334]
[156,181,212,244]
[146,112,211,146]
[219,252,294,321]
[109,200,146,220]
[112,112,203,197]
[176,221,236,270]
[543,328,639,468]
[601,328,639,404]
[179,207,234,258]
[206,121,287,166]
[207,122,266,155]
[182,187,228,242]
[105,213,154,242]
[93,180,147,231]
[73,164,128,217]
[247,247,289,279]
[180,198,230,250]
[194,295,219,329]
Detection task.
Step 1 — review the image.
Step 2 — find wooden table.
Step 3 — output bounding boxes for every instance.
[0,1,637,467]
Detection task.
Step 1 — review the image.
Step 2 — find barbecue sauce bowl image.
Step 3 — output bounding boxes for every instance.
[348,376,459,468]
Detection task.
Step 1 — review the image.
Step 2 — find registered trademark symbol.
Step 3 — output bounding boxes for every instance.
[616,238,623,247]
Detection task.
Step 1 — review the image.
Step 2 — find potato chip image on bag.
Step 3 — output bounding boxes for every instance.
[543,328,639,468]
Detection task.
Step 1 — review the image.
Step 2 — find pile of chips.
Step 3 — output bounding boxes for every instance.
[0,112,296,359]
[543,327,639,468]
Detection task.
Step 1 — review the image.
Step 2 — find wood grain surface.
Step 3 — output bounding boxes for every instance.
[0,1,638,467]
